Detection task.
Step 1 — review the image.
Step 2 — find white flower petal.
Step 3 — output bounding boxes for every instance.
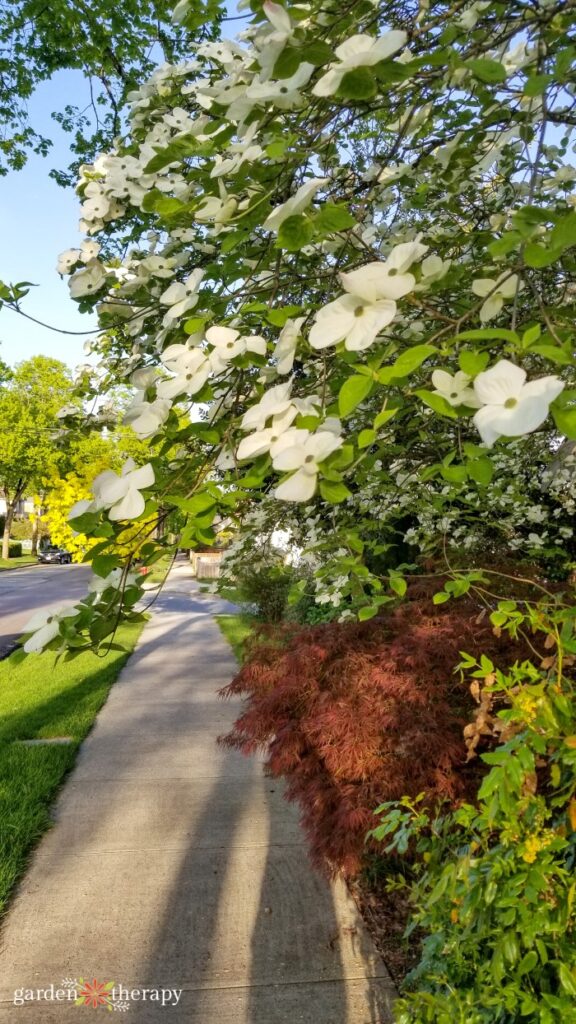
[237,430,274,460]
[473,406,503,447]
[127,463,155,490]
[67,499,94,521]
[275,467,318,502]
[108,488,146,521]
[24,621,60,654]
[205,325,240,346]
[479,295,503,322]
[474,360,527,405]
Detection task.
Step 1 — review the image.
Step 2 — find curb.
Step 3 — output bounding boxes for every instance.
[0,562,43,573]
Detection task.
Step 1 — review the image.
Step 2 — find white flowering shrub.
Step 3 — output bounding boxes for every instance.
[4,0,573,650]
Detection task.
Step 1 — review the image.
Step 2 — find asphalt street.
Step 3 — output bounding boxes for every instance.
[0,563,93,657]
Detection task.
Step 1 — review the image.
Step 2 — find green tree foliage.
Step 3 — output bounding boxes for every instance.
[0,355,74,558]
[0,0,224,180]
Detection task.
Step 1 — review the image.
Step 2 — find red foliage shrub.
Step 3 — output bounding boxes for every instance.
[219,582,533,876]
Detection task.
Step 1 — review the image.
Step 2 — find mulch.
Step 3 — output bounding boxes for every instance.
[348,871,423,990]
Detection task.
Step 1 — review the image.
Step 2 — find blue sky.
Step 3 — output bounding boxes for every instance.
[0,3,245,372]
[0,71,98,369]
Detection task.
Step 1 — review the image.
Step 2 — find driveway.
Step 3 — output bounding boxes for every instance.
[0,564,92,656]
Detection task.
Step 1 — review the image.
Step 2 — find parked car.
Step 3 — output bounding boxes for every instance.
[38,546,72,565]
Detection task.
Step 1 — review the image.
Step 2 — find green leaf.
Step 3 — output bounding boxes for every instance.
[91,554,121,578]
[551,212,576,251]
[168,492,217,515]
[183,316,207,335]
[267,305,303,327]
[277,214,314,251]
[441,464,467,483]
[488,232,522,258]
[523,73,554,97]
[379,345,437,383]
[454,328,519,343]
[433,591,450,604]
[552,403,576,439]
[266,139,288,160]
[67,511,99,534]
[518,951,538,976]
[319,479,352,503]
[315,203,356,232]
[271,46,302,79]
[522,324,541,347]
[338,374,373,416]
[458,349,490,375]
[558,964,576,996]
[358,605,379,621]
[391,344,437,377]
[90,617,117,643]
[305,40,334,65]
[527,344,573,365]
[337,67,377,100]
[358,428,376,448]
[389,576,407,597]
[524,243,563,268]
[468,457,494,485]
[466,59,507,83]
[374,404,400,429]
[415,389,458,419]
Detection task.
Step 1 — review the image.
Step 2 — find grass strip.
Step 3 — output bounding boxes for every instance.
[215,613,255,663]
[0,621,144,916]
[0,557,37,570]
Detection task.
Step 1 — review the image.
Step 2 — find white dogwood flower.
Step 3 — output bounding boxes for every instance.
[312,31,407,97]
[68,260,107,298]
[206,325,267,367]
[157,345,210,399]
[263,1,291,33]
[160,269,204,324]
[124,394,172,437]
[241,381,294,432]
[309,242,427,351]
[195,195,238,223]
[23,605,79,654]
[57,248,81,274]
[472,360,564,446]
[273,430,343,502]
[263,177,329,232]
[472,273,521,322]
[246,63,315,108]
[92,459,155,521]
[237,423,308,462]
[431,369,481,407]
[274,317,305,374]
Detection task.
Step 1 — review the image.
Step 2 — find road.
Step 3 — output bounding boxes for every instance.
[0,563,93,656]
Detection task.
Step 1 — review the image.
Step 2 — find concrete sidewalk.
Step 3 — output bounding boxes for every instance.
[0,563,395,1022]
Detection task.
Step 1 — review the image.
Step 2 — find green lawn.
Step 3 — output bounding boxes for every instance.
[0,556,37,570]
[215,613,254,663]
[0,620,144,916]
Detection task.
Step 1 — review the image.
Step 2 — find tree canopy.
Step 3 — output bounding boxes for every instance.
[0,355,74,556]
[0,0,223,180]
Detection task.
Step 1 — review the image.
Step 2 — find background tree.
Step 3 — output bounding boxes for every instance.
[0,0,224,182]
[41,425,153,559]
[0,355,74,559]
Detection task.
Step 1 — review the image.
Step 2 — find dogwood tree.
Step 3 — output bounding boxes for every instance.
[11,0,574,649]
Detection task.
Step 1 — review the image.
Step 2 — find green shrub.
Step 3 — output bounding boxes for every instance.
[232,562,294,622]
[8,542,22,557]
[10,519,33,540]
[371,592,576,1024]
